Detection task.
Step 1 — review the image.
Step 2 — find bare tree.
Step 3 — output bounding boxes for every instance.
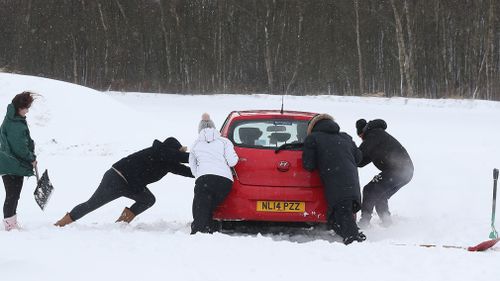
[390,0,414,97]
[0,0,498,100]
[354,0,364,95]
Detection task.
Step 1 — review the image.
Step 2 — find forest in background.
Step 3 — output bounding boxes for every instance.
[0,0,499,100]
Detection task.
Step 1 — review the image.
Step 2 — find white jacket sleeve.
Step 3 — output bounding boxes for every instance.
[223,139,239,167]
[188,147,198,178]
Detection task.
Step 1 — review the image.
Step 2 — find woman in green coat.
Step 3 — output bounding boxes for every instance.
[0,92,36,231]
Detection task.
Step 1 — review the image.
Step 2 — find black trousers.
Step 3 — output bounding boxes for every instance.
[329,200,360,240]
[191,175,232,234]
[361,170,413,219]
[2,175,24,218]
[69,169,156,221]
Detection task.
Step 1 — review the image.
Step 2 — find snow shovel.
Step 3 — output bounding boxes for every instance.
[33,165,54,211]
[490,168,499,239]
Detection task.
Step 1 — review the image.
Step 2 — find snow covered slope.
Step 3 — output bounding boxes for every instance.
[0,73,499,281]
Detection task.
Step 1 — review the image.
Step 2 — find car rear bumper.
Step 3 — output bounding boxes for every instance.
[213,182,328,223]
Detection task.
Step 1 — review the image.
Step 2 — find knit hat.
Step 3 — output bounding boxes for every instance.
[356,119,367,135]
[198,113,216,133]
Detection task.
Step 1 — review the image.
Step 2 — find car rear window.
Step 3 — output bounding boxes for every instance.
[230,119,309,149]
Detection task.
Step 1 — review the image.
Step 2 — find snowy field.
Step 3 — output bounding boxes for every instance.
[0,73,499,281]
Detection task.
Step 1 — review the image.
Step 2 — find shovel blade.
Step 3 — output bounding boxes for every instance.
[33,169,54,210]
[467,238,500,252]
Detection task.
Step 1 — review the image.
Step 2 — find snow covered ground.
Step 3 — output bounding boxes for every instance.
[0,73,499,281]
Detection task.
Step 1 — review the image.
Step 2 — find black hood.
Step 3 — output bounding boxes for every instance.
[363,119,387,137]
[162,137,182,150]
[366,119,387,131]
[152,137,182,150]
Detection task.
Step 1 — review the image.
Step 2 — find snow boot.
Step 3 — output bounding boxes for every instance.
[3,214,20,231]
[343,232,367,245]
[116,207,135,223]
[357,232,367,242]
[54,213,74,227]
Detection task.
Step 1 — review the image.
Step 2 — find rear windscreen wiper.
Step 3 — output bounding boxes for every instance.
[275,142,304,154]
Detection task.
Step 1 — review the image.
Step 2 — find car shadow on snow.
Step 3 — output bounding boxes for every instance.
[133,220,191,233]
[218,221,344,243]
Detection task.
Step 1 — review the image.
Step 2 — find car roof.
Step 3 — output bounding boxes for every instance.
[229,110,317,119]
[220,110,318,135]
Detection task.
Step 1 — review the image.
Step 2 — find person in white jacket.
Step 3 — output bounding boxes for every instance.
[189,113,238,234]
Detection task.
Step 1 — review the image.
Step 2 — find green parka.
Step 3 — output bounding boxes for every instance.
[0,103,36,176]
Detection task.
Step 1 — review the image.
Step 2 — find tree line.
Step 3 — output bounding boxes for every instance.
[0,0,498,100]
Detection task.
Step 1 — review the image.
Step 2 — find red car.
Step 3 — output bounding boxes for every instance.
[213,110,328,223]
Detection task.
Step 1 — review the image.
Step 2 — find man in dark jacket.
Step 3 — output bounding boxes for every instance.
[302,114,365,245]
[54,137,194,227]
[356,119,414,228]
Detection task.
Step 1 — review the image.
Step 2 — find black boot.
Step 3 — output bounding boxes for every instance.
[343,232,367,245]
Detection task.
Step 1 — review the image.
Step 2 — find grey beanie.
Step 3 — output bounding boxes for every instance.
[198,113,216,133]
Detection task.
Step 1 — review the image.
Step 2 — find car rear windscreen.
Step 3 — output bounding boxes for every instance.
[230,119,308,148]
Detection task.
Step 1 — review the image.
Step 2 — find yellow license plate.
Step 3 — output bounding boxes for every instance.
[256,201,305,212]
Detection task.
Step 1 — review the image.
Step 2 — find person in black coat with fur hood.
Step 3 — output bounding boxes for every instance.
[54,137,194,227]
[302,114,365,245]
[356,119,414,228]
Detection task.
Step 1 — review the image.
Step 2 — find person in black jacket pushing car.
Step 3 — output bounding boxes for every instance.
[54,137,194,227]
[302,114,366,245]
[355,119,414,228]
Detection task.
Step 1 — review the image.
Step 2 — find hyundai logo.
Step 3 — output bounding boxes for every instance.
[277,160,290,172]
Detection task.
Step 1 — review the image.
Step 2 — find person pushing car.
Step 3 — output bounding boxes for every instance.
[189,113,238,234]
[302,114,365,245]
[355,119,414,228]
[54,137,194,227]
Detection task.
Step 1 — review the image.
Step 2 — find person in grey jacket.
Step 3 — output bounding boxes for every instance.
[189,113,238,234]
